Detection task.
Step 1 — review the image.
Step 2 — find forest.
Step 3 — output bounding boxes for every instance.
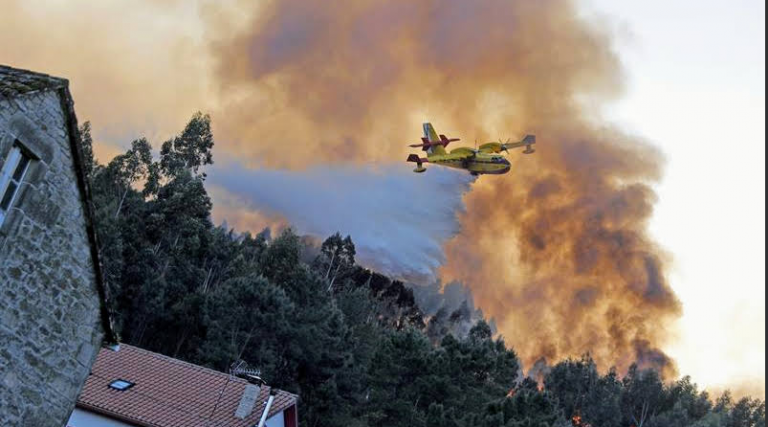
[82,113,765,427]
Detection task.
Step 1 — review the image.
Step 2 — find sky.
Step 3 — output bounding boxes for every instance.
[0,0,764,397]
[582,0,765,396]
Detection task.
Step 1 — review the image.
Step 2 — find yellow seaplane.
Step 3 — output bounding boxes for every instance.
[406,123,535,175]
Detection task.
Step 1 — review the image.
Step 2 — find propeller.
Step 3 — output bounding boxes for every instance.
[498,138,510,153]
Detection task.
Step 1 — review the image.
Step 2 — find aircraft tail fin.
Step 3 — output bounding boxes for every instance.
[423,123,439,142]
[422,123,447,155]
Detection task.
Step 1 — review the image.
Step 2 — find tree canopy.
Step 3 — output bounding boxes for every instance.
[83,115,765,427]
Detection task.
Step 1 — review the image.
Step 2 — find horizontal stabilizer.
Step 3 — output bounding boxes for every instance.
[439,134,461,144]
[409,140,446,148]
[407,153,428,173]
[406,154,428,163]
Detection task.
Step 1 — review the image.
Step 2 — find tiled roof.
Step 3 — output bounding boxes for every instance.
[0,65,68,97]
[77,344,298,427]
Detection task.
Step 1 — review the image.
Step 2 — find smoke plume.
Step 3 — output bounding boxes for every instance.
[207,0,681,376]
[1,0,682,377]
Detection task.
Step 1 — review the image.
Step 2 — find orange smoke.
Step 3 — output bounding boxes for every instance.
[1,0,681,377]
[208,184,289,235]
[210,0,680,376]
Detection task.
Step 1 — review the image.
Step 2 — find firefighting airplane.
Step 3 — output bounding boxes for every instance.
[406,123,535,175]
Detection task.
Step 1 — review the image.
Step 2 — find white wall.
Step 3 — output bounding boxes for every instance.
[68,406,288,427]
[67,408,135,427]
[266,411,285,427]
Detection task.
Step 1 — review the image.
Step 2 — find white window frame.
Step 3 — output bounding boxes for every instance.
[0,144,32,226]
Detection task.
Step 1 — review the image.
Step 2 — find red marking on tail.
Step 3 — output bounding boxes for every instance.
[406,154,428,163]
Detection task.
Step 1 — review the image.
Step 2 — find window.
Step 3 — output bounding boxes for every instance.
[108,379,135,391]
[0,143,32,225]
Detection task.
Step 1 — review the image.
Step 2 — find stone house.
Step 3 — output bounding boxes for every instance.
[0,65,117,427]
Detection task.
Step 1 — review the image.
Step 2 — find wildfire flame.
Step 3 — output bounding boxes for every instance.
[175,0,684,377]
[571,414,592,427]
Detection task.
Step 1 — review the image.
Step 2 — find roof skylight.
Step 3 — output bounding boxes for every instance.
[109,379,135,391]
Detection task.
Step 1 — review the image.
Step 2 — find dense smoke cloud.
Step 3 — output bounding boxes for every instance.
[0,0,214,156]
[208,0,681,376]
[208,162,473,281]
[412,281,489,343]
[207,0,680,376]
[1,0,682,378]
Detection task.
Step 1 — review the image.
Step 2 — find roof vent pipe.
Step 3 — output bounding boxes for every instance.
[257,389,277,427]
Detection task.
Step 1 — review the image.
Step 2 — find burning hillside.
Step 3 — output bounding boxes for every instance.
[207,0,680,376]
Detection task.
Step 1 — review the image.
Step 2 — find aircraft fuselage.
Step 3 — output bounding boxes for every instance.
[427,151,511,175]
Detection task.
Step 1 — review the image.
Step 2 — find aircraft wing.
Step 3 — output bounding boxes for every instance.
[477,142,503,153]
[479,135,536,153]
[502,135,536,150]
[448,147,477,158]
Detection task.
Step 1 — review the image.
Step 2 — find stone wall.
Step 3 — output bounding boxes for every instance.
[0,90,104,427]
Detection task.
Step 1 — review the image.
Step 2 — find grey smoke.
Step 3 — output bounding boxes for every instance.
[414,280,495,341]
[209,161,475,281]
[412,280,478,315]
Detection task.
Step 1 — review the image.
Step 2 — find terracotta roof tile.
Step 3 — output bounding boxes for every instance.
[78,344,297,427]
